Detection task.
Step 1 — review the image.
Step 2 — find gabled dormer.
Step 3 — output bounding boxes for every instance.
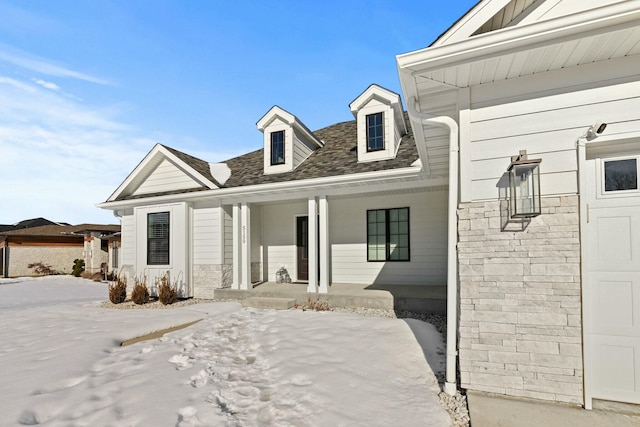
[349,84,407,163]
[257,106,324,175]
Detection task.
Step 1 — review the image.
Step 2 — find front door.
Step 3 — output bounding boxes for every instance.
[586,152,640,404]
[296,216,309,281]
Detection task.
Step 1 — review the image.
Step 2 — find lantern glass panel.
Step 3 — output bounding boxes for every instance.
[509,163,541,218]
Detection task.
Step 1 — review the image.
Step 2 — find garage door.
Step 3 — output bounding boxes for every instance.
[586,153,640,404]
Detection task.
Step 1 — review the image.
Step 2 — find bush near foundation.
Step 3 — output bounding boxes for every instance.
[158,272,178,305]
[109,276,127,304]
[27,262,58,276]
[72,259,85,277]
[131,276,149,305]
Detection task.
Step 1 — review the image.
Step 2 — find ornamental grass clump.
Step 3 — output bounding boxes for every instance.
[109,275,127,304]
[131,275,149,305]
[158,272,178,305]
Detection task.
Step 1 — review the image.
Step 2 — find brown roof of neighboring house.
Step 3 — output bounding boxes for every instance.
[0,224,120,238]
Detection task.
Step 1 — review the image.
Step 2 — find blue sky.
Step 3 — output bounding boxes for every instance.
[0,0,478,225]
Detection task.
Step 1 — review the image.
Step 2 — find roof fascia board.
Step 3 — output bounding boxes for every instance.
[107,144,165,202]
[431,0,512,47]
[397,1,640,75]
[97,166,435,209]
[161,148,219,189]
[107,144,218,202]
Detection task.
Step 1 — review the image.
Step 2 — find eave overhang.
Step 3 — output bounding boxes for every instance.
[97,166,447,209]
[397,1,640,88]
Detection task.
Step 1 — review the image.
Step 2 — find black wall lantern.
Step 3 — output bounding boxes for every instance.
[508,150,542,218]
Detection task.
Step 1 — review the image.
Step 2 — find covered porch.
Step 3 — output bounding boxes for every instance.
[214,281,446,314]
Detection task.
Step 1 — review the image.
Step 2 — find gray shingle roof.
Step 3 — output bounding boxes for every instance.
[161,144,222,188]
[117,112,418,200]
[222,114,418,187]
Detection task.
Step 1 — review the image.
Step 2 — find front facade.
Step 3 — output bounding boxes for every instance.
[398,0,640,410]
[99,84,449,300]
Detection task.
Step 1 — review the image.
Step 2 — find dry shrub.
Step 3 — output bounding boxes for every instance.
[131,275,149,305]
[158,272,178,305]
[294,297,330,311]
[109,275,127,304]
[27,262,58,276]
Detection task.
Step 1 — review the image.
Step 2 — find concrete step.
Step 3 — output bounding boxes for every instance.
[241,297,296,310]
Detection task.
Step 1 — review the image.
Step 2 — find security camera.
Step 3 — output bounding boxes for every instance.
[586,122,607,140]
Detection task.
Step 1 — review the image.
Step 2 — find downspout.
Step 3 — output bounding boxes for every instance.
[408,97,459,396]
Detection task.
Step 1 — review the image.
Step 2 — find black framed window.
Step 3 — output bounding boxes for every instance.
[147,212,169,265]
[604,158,638,192]
[366,112,384,152]
[271,130,285,165]
[367,207,409,261]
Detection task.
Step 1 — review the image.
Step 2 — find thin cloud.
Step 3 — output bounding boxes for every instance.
[32,78,60,91]
[0,45,111,86]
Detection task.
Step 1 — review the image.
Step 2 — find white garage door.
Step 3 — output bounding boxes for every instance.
[586,152,640,404]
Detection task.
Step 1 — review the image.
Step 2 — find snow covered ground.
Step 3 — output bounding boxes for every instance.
[0,276,451,426]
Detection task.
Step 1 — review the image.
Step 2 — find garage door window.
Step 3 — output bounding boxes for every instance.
[604,158,638,192]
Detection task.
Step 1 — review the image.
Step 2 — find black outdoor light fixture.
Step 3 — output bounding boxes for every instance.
[508,150,542,218]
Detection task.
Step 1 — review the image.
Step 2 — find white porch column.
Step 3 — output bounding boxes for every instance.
[318,195,330,293]
[240,202,251,290]
[307,196,318,293]
[232,203,241,289]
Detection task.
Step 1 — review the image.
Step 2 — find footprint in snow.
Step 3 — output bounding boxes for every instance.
[168,354,193,370]
[189,370,209,388]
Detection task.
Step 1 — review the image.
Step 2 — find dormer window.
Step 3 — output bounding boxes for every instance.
[270,130,285,165]
[257,106,324,175]
[349,84,406,163]
[366,112,384,152]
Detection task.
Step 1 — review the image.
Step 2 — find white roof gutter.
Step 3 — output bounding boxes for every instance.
[407,96,459,396]
[97,166,429,210]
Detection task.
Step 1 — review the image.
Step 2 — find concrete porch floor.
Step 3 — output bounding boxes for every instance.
[213,282,447,314]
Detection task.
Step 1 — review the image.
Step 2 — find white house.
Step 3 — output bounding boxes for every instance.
[99,0,640,418]
[98,84,449,302]
[398,0,640,413]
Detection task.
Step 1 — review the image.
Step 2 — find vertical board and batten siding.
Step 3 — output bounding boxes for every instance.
[330,191,448,286]
[191,201,221,265]
[415,81,458,177]
[131,158,202,197]
[465,58,640,201]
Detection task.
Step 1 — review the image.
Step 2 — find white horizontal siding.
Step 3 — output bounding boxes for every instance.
[261,200,307,282]
[192,203,221,265]
[330,191,448,286]
[132,158,201,196]
[292,129,314,169]
[121,213,136,267]
[466,73,640,201]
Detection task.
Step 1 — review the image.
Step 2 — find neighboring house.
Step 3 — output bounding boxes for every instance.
[98,84,449,301]
[0,224,121,278]
[397,0,640,414]
[0,217,65,233]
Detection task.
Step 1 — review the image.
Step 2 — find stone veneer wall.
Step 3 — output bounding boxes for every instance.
[7,246,83,277]
[192,264,233,298]
[458,195,583,405]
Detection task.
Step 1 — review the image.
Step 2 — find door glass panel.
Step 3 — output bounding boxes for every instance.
[604,159,637,192]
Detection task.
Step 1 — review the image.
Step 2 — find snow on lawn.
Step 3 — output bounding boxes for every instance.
[0,276,451,426]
